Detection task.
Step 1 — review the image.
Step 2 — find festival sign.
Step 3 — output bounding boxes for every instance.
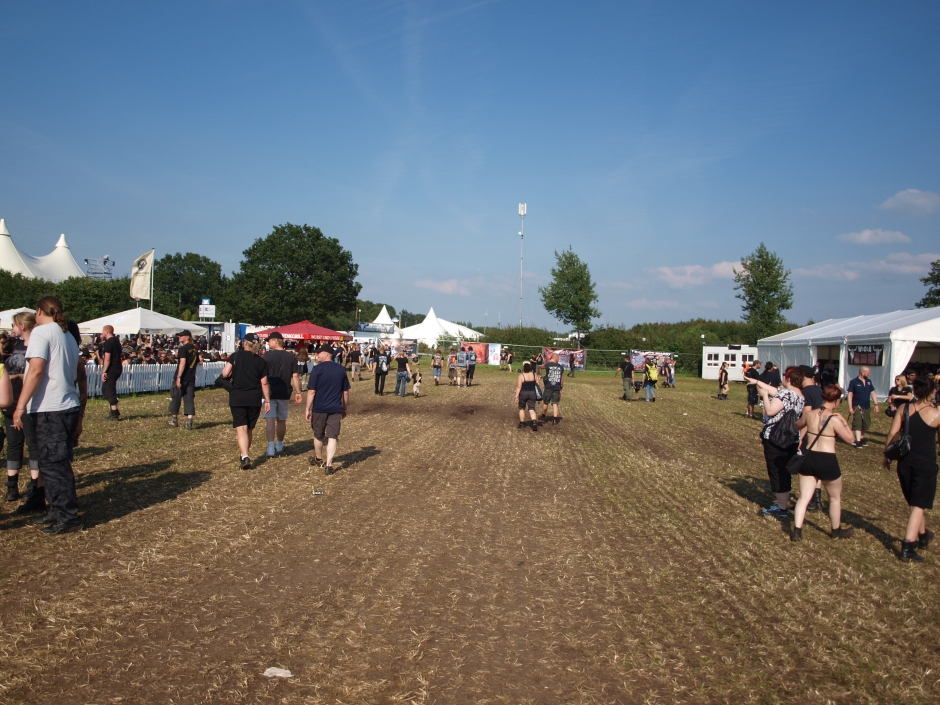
[357,322,395,334]
[847,344,884,366]
[386,339,418,358]
[487,343,502,366]
[460,342,490,364]
[630,350,673,369]
[542,347,587,371]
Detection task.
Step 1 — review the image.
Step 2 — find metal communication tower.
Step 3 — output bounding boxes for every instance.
[518,203,526,326]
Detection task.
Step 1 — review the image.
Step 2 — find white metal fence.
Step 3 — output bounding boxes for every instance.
[85,362,225,398]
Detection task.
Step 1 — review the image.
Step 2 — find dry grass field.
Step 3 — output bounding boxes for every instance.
[0,367,938,704]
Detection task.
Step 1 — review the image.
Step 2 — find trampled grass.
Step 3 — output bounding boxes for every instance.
[0,368,936,703]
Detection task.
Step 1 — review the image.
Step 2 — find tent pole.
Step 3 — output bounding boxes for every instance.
[150,252,155,311]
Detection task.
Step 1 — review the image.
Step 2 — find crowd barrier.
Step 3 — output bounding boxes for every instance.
[85,362,225,398]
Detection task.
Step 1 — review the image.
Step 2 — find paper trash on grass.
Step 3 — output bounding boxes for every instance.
[263,667,293,678]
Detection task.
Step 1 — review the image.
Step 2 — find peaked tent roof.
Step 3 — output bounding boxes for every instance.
[400,307,483,345]
[254,320,351,341]
[78,308,208,336]
[758,308,940,346]
[372,306,394,325]
[0,219,85,282]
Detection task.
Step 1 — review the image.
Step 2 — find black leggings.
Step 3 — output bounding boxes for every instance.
[2,408,40,471]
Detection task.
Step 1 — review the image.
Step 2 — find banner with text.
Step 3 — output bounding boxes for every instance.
[542,347,587,371]
[847,344,884,367]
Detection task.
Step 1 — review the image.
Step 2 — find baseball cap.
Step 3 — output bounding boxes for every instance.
[179,329,192,338]
[316,344,333,354]
[268,331,284,340]
[244,333,257,342]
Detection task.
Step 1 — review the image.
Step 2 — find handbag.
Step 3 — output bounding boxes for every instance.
[768,408,800,448]
[884,403,912,462]
[214,353,235,392]
[785,412,834,475]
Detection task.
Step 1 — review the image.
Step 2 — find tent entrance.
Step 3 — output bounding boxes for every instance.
[908,342,940,371]
[815,345,841,386]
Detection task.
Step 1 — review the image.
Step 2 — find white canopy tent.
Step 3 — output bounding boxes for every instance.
[78,308,208,336]
[757,308,940,397]
[0,307,34,331]
[0,219,85,282]
[400,307,483,348]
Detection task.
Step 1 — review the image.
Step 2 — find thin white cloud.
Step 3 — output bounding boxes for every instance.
[880,189,940,216]
[653,261,739,288]
[795,252,940,280]
[414,278,469,295]
[622,298,680,310]
[838,228,910,244]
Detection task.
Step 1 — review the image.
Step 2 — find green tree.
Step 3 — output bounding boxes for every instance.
[55,276,133,322]
[915,258,940,308]
[732,243,793,341]
[152,252,228,319]
[228,223,361,326]
[538,248,600,343]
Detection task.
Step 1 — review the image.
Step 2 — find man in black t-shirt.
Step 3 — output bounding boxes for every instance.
[759,361,781,388]
[348,345,362,380]
[616,353,635,401]
[100,325,123,420]
[168,330,200,429]
[262,332,302,457]
[745,360,761,418]
[542,353,564,425]
[373,345,390,395]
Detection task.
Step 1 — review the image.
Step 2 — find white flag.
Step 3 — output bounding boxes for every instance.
[129,250,155,300]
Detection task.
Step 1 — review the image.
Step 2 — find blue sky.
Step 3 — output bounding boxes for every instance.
[2,1,938,329]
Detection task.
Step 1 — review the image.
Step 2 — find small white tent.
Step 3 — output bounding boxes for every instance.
[0,219,85,282]
[78,309,208,336]
[757,307,940,397]
[400,307,483,348]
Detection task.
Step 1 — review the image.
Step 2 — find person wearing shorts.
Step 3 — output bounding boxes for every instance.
[220,336,271,469]
[262,332,302,457]
[431,349,443,385]
[456,350,468,388]
[541,353,564,425]
[515,361,539,432]
[306,345,350,476]
[448,349,457,386]
[348,345,362,381]
[847,367,879,448]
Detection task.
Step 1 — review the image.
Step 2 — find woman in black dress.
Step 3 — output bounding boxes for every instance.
[220,337,272,469]
[884,376,940,561]
[515,361,539,432]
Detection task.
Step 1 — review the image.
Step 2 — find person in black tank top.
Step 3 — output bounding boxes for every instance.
[884,376,940,562]
[515,361,539,432]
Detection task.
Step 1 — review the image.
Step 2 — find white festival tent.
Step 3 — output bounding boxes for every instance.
[371,305,402,337]
[78,308,208,336]
[0,219,85,282]
[757,307,940,397]
[400,307,483,348]
[0,307,34,331]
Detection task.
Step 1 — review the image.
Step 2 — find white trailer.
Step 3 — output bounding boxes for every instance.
[702,344,759,381]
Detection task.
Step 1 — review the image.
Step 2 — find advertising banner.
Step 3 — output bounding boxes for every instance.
[357,322,395,334]
[847,344,884,366]
[386,339,418,358]
[487,343,502,366]
[460,342,490,365]
[631,350,673,369]
[542,347,587,371]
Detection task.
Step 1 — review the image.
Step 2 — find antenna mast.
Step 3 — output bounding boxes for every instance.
[518,203,526,326]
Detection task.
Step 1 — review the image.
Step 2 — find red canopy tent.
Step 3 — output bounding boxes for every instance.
[254,320,351,342]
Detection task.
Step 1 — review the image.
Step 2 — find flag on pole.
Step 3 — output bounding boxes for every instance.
[129,249,155,301]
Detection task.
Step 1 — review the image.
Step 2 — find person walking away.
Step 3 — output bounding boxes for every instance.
[499,349,507,371]
[393,349,411,397]
[3,312,43,509]
[667,358,676,388]
[348,344,362,381]
[373,345,390,395]
[466,348,477,386]
[791,384,858,541]
[100,325,123,421]
[219,336,271,469]
[643,358,658,402]
[884,376,940,562]
[718,362,730,400]
[412,366,422,398]
[746,367,805,519]
[541,352,564,425]
[448,349,458,386]
[456,349,468,388]
[745,359,761,418]
[296,346,311,390]
[262,332,302,458]
[431,349,443,385]
[847,366,880,448]
[306,345,350,475]
[616,352,635,401]
[515,361,539,432]
[13,297,82,534]
[168,330,199,429]
[798,365,826,513]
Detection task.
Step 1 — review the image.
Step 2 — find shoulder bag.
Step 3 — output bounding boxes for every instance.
[786,412,834,475]
[884,403,912,462]
[215,353,235,393]
[768,407,800,448]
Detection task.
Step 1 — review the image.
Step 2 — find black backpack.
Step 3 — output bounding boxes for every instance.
[767,409,800,448]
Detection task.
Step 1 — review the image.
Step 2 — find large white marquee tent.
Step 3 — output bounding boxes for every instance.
[400,307,482,348]
[757,307,940,397]
[0,219,85,282]
[78,308,208,336]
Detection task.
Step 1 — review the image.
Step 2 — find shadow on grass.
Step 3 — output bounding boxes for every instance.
[73,445,115,459]
[841,508,900,554]
[721,475,773,508]
[334,445,381,468]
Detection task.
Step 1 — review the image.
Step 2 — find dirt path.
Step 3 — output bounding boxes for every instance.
[1,369,938,704]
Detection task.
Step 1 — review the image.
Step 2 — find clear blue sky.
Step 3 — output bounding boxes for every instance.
[2,1,938,329]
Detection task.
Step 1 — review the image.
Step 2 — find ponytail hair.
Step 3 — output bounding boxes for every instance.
[36,296,67,332]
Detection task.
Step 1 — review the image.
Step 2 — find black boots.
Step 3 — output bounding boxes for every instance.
[900,540,924,562]
[791,526,802,542]
[5,474,19,502]
[831,526,855,539]
[16,481,46,514]
[806,489,823,513]
[106,409,121,421]
[919,530,934,549]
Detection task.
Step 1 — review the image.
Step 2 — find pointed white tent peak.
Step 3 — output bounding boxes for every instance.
[373,305,394,325]
[0,221,85,282]
[0,219,10,236]
[55,233,69,248]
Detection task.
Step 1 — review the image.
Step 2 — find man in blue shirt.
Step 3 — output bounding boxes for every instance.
[305,345,351,475]
[847,366,879,448]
